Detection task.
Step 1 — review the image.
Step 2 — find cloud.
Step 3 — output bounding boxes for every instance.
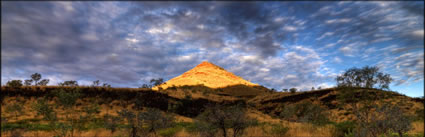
[1,1,423,93]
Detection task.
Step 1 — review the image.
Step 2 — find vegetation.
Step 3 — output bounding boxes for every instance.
[6,80,23,88]
[336,65,392,90]
[1,68,423,137]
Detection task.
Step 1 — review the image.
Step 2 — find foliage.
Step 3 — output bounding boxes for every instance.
[332,121,356,137]
[32,98,56,121]
[103,114,121,134]
[24,79,33,86]
[290,88,297,93]
[31,73,42,85]
[353,103,412,137]
[150,78,164,86]
[5,99,24,121]
[279,101,329,126]
[92,80,100,87]
[282,89,288,92]
[158,126,182,137]
[38,79,50,86]
[336,66,392,90]
[269,124,289,137]
[58,80,78,87]
[139,108,175,135]
[6,80,23,88]
[194,104,257,137]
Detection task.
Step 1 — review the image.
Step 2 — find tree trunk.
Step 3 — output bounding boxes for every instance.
[221,126,227,137]
[398,131,403,137]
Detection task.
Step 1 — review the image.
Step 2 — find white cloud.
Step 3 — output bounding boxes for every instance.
[325,18,352,24]
[334,57,342,63]
[283,26,297,32]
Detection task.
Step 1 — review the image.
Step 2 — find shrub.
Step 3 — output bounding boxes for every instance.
[280,101,329,126]
[139,108,175,135]
[269,124,289,137]
[158,127,182,137]
[6,80,23,88]
[332,121,356,137]
[194,104,257,137]
[289,88,297,93]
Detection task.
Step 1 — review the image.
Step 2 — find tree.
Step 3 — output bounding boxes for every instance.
[117,109,137,137]
[150,78,164,87]
[92,80,100,87]
[311,87,315,91]
[59,80,78,86]
[24,79,33,86]
[6,80,23,88]
[336,66,392,90]
[54,88,81,137]
[139,108,175,136]
[195,104,257,137]
[282,89,288,92]
[31,73,42,85]
[38,79,49,86]
[103,114,120,134]
[289,88,297,93]
[140,84,151,89]
[5,99,24,121]
[103,83,111,88]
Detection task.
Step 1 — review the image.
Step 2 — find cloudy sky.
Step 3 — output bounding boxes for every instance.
[2,1,424,97]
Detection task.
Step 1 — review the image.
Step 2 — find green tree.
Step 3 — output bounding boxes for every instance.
[282,89,288,92]
[336,66,392,90]
[117,109,137,137]
[195,105,257,137]
[6,80,23,88]
[139,108,175,136]
[5,99,23,121]
[54,88,81,137]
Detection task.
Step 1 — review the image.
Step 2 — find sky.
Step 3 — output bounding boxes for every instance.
[1,1,424,97]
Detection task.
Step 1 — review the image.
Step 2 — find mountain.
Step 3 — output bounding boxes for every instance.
[153,61,259,90]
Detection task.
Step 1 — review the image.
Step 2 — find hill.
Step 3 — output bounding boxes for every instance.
[153,61,259,90]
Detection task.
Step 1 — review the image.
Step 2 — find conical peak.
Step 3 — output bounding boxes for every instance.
[195,61,220,69]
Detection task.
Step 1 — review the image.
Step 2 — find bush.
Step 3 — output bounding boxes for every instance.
[194,104,257,137]
[6,80,23,88]
[332,121,356,137]
[269,124,289,137]
[279,101,329,126]
[158,127,182,137]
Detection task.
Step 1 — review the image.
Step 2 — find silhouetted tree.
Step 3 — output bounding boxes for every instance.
[103,83,111,88]
[92,80,100,87]
[38,79,49,86]
[31,73,42,85]
[289,88,297,93]
[311,87,315,90]
[59,80,78,86]
[140,84,151,89]
[336,66,392,90]
[6,80,23,88]
[282,89,288,92]
[150,78,164,87]
[24,79,33,86]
